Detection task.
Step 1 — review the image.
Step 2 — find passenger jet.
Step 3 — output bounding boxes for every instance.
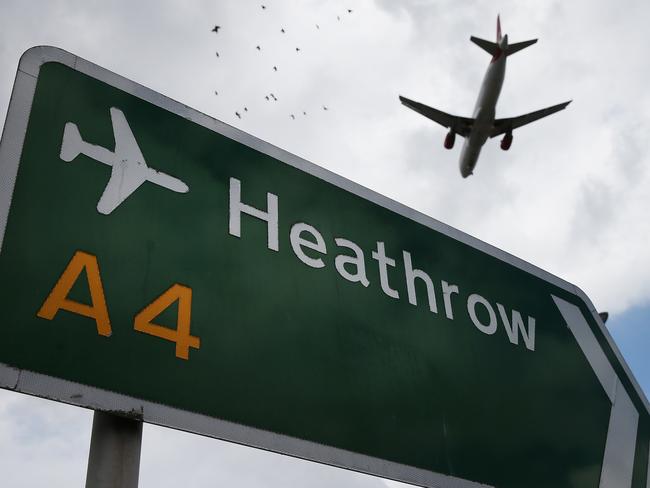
[400,16,571,177]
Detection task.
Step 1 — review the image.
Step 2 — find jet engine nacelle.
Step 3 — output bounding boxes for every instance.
[444,130,456,149]
[500,132,513,151]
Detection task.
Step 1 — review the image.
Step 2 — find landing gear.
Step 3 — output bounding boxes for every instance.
[444,130,456,149]
[500,131,513,150]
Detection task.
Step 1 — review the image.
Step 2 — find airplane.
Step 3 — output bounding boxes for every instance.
[399,16,571,178]
[59,107,189,215]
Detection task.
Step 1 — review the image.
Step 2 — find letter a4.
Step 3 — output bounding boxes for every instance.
[37,250,112,336]
[134,284,200,360]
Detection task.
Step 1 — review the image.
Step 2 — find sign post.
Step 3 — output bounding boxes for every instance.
[0,46,648,488]
[85,411,142,488]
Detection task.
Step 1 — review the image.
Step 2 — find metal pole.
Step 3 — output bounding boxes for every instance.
[85,411,143,488]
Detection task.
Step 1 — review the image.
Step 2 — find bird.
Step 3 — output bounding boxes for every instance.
[256,45,261,51]
[290,114,295,120]
[270,93,277,100]
[212,25,220,33]
[337,15,340,21]
[281,28,285,33]
[295,47,301,52]
[303,111,307,116]
[214,90,218,96]
[273,66,278,71]
[261,4,266,9]
[215,51,220,57]
[347,9,353,13]
[323,105,328,111]
[316,24,320,29]
[244,107,248,112]
[265,95,270,101]
[235,112,241,119]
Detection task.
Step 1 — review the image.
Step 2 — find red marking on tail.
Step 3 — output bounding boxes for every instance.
[496,15,502,42]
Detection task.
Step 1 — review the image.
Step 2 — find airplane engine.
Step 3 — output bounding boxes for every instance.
[444,131,456,149]
[500,132,513,151]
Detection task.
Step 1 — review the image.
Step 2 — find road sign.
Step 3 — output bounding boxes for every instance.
[0,46,648,488]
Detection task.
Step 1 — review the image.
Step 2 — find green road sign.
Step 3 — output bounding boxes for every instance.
[0,46,648,488]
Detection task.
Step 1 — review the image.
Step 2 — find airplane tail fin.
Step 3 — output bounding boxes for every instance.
[506,39,537,55]
[470,37,500,56]
[471,15,538,57]
[60,122,83,162]
[497,14,502,42]
[470,37,538,57]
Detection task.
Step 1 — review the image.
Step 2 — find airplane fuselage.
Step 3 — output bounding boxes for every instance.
[459,47,506,177]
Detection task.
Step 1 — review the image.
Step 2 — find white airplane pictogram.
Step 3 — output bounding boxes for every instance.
[60,107,189,215]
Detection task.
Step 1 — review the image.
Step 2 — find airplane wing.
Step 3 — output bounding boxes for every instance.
[110,107,146,164]
[96,161,148,215]
[399,96,474,137]
[490,101,572,137]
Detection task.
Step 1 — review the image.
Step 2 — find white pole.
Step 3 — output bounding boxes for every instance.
[85,411,143,488]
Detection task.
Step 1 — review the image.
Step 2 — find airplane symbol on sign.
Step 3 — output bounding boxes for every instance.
[59,107,189,215]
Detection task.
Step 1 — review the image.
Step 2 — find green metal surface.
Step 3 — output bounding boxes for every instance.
[0,61,640,487]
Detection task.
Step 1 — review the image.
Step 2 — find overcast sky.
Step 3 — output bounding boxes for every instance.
[1,0,650,486]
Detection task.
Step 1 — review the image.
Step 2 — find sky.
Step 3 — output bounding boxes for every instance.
[0,0,649,486]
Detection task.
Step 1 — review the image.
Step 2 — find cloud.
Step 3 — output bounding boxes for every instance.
[0,390,91,487]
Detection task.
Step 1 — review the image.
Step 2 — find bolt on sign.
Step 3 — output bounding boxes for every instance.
[0,47,648,488]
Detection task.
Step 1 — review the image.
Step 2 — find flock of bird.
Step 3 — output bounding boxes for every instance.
[210,4,353,121]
